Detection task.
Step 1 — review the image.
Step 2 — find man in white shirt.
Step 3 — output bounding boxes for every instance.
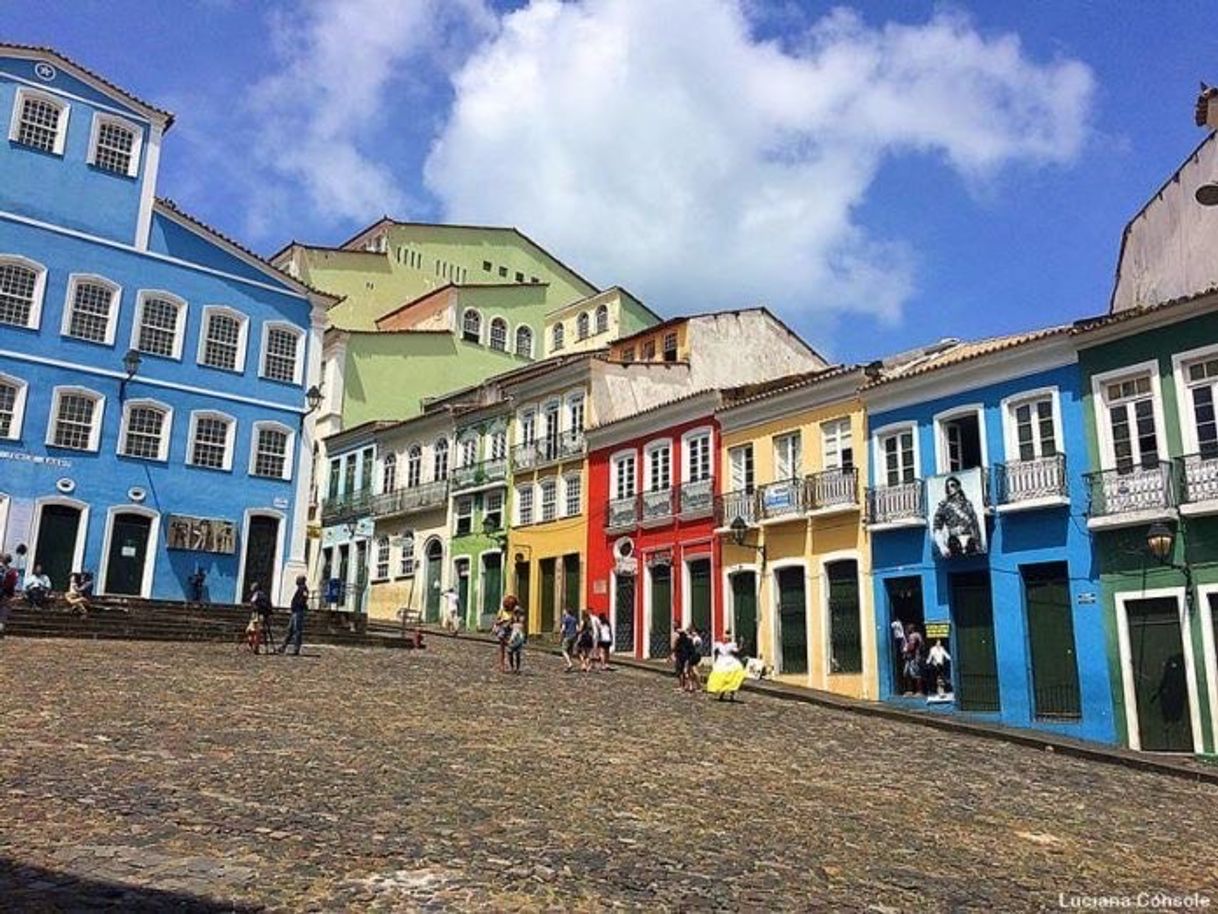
[442,587,462,633]
[24,564,52,609]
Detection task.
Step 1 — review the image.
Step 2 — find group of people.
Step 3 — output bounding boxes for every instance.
[493,595,529,673]
[892,621,952,698]
[558,608,613,673]
[0,553,94,623]
[245,577,309,656]
[672,625,749,700]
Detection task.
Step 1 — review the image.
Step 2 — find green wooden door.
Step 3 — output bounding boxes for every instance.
[34,504,82,592]
[456,560,470,622]
[826,560,862,674]
[951,571,1000,712]
[688,558,711,647]
[424,541,442,622]
[730,572,757,658]
[104,513,151,596]
[482,553,502,620]
[1023,564,1081,719]
[514,560,530,623]
[649,563,672,658]
[245,516,280,605]
[777,567,807,675]
[563,554,581,614]
[1127,597,1194,752]
[539,558,557,633]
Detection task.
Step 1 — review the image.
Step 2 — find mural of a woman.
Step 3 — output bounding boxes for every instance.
[931,475,982,557]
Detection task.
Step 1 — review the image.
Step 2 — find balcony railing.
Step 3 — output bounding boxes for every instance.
[866,480,924,526]
[679,478,714,517]
[714,489,759,528]
[806,467,858,511]
[1085,462,1176,519]
[994,453,1068,506]
[512,431,585,470]
[451,458,507,491]
[605,495,639,530]
[1181,453,1218,506]
[641,488,675,523]
[368,480,450,519]
[759,478,806,520]
[320,490,371,525]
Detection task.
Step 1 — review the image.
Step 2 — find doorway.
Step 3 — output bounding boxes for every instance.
[613,572,635,653]
[514,559,531,624]
[455,558,470,624]
[776,566,808,675]
[729,571,757,659]
[649,562,672,658]
[539,557,557,633]
[1125,596,1194,752]
[562,554,581,616]
[481,553,502,624]
[885,577,924,695]
[34,502,84,592]
[338,544,350,607]
[242,515,280,604]
[688,557,711,649]
[424,539,443,623]
[104,512,152,596]
[951,571,1000,712]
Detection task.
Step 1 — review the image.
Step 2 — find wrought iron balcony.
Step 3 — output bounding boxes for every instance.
[320,490,371,525]
[605,495,639,531]
[806,467,858,512]
[368,480,450,519]
[714,489,759,528]
[679,478,714,517]
[994,453,1068,507]
[641,487,675,524]
[865,480,924,527]
[512,431,585,471]
[451,457,507,491]
[1085,461,1176,525]
[759,478,806,520]
[1180,453,1218,511]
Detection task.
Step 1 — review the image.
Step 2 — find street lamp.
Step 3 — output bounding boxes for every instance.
[119,348,141,400]
[1145,521,1195,613]
[729,515,766,564]
[300,384,323,431]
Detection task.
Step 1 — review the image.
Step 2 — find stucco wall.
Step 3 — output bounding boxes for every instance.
[688,312,826,388]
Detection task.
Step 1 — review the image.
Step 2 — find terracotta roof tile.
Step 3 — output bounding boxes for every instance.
[861,325,1072,389]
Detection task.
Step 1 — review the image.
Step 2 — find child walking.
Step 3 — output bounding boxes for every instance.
[507,610,527,674]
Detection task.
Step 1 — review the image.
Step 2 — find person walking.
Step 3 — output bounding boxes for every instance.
[494,595,518,673]
[442,587,461,634]
[279,575,309,656]
[597,612,613,671]
[672,625,692,692]
[559,606,578,672]
[250,582,274,655]
[577,611,595,672]
[507,610,526,674]
[706,632,746,701]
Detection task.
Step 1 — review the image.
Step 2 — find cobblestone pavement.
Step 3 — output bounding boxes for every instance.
[2,639,1217,912]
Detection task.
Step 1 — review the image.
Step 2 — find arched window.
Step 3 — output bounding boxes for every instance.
[461,309,482,343]
[576,311,590,340]
[552,322,565,352]
[489,317,508,352]
[515,326,533,358]
[407,445,422,488]
[595,303,609,334]
[433,439,449,481]
[382,453,397,493]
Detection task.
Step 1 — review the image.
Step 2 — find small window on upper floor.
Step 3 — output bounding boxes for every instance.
[662,332,678,362]
[515,271,525,283]
[0,256,48,330]
[198,307,249,373]
[498,266,508,278]
[489,317,508,352]
[515,325,534,359]
[620,347,635,364]
[642,340,656,361]
[9,88,69,156]
[595,304,609,334]
[88,113,142,178]
[61,275,121,346]
[576,312,590,340]
[261,323,304,385]
[482,260,492,272]
[48,387,104,452]
[132,291,187,360]
[462,308,482,343]
[552,322,565,351]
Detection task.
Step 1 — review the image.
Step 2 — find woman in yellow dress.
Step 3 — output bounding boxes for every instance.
[705,631,746,701]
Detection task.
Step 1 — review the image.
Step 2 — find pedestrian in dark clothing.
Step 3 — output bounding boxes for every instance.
[279,576,308,655]
[250,582,274,655]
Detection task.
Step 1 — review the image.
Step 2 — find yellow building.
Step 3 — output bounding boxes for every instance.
[716,367,876,699]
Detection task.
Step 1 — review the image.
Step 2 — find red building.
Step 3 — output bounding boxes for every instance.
[585,391,723,659]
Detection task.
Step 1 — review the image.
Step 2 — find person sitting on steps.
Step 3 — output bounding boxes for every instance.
[23,564,52,609]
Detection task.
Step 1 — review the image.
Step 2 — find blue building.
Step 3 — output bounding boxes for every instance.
[862,329,1117,744]
[0,45,331,604]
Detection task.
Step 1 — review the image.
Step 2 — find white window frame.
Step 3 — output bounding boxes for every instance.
[433,438,450,481]
[8,87,70,156]
[516,483,535,525]
[86,111,143,178]
[381,452,397,494]
[461,308,482,344]
[489,316,509,352]
[259,320,306,385]
[821,417,854,470]
[595,303,609,334]
[539,477,559,521]
[577,311,590,340]
[490,428,507,461]
[1172,343,1218,455]
[118,397,172,462]
[552,322,565,351]
[459,434,478,468]
[455,496,474,535]
[773,431,802,480]
[0,254,48,330]
[46,386,105,452]
[1090,360,1166,471]
[871,421,921,487]
[566,392,585,433]
[563,472,582,517]
[374,536,391,582]
[197,305,250,374]
[407,444,422,488]
[186,409,236,472]
[518,408,537,445]
[130,290,188,360]
[397,532,416,578]
[682,426,713,483]
[60,273,121,346]
[1000,387,1063,463]
[728,443,754,492]
[0,372,30,441]
[248,420,295,481]
[515,325,534,358]
[932,404,988,474]
[485,490,504,529]
[611,449,637,499]
[644,439,673,492]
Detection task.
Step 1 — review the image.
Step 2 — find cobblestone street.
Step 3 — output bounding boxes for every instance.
[2,638,1217,912]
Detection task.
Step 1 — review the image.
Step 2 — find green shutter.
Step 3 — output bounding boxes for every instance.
[1023,563,1080,719]
[540,558,557,632]
[826,560,862,674]
[951,571,1000,712]
[689,558,712,639]
[777,567,807,675]
[730,572,757,658]
[650,564,672,657]
[563,554,581,615]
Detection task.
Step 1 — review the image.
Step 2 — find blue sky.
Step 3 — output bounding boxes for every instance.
[4,1,1216,363]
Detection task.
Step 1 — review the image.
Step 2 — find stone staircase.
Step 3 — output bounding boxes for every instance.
[1,595,420,650]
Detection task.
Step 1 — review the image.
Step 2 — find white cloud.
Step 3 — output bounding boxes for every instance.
[424,1,1094,325]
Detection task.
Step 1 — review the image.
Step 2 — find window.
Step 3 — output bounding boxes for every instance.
[119,400,170,461]
[642,340,656,360]
[62,275,119,345]
[489,318,508,352]
[407,445,422,487]
[542,403,561,458]
[261,324,303,384]
[564,473,582,516]
[568,395,585,434]
[0,374,28,440]
[662,332,678,362]
[685,432,711,482]
[1010,397,1057,461]
[519,410,536,445]
[9,88,68,155]
[343,455,356,493]
[515,271,524,283]
[774,432,802,480]
[595,304,609,334]
[398,532,416,577]
[199,307,248,373]
[132,292,186,359]
[460,435,478,468]
[880,428,916,486]
[252,423,292,480]
[517,484,535,525]
[87,113,141,177]
[515,326,533,358]
[382,453,397,493]
[540,478,558,521]
[462,309,482,343]
[188,411,234,470]
[433,439,449,481]
[498,266,508,278]
[1102,372,1160,472]
[490,429,507,461]
[728,444,754,492]
[613,452,637,499]
[939,410,983,472]
[826,560,862,674]
[577,311,590,340]
[647,442,672,491]
[455,497,473,535]
[0,257,46,329]
[1183,354,1218,458]
[48,387,103,452]
[360,447,374,492]
[375,537,391,580]
[552,322,565,351]
[328,458,341,499]
[482,260,492,272]
[822,418,854,470]
[485,491,503,529]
